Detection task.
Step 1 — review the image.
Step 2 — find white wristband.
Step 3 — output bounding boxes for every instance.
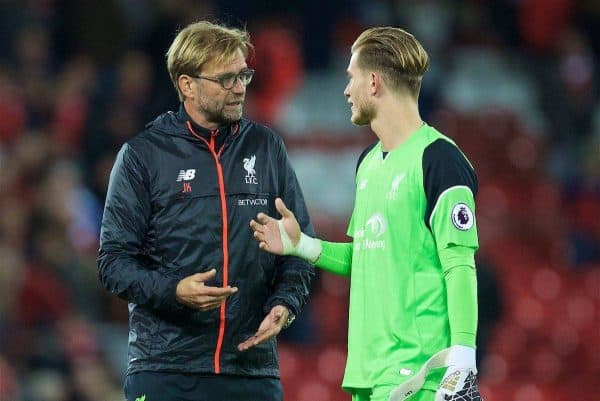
[293,232,322,264]
[278,220,322,264]
[447,345,476,370]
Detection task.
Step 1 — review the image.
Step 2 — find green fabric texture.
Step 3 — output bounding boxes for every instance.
[316,240,353,276]
[445,263,478,346]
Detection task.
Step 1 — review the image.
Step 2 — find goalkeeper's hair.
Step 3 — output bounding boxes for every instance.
[352,27,429,99]
[166,21,254,101]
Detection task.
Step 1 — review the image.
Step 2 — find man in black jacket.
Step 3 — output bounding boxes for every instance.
[97,21,314,401]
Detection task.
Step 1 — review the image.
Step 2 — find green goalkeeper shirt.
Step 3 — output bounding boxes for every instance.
[335,123,479,391]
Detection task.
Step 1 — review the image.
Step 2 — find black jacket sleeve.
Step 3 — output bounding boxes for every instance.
[97,143,184,312]
[263,136,315,317]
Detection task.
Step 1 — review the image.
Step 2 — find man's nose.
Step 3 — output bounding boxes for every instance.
[343,84,350,96]
[232,77,246,93]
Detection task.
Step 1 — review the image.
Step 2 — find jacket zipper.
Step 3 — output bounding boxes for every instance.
[186,122,229,374]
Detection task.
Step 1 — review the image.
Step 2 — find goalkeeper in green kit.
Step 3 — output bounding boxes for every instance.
[249,27,482,401]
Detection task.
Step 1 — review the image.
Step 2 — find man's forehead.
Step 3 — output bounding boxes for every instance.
[203,48,247,73]
[347,52,360,73]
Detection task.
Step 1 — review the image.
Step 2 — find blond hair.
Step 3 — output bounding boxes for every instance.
[352,27,429,98]
[166,21,253,101]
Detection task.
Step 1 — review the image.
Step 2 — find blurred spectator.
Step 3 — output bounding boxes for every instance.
[71,355,121,401]
[247,21,304,123]
[0,246,26,355]
[540,28,596,184]
[576,0,600,57]
[519,0,574,54]
[565,185,600,268]
[0,196,30,250]
[13,25,55,131]
[475,256,503,377]
[0,355,20,401]
[0,66,26,146]
[51,55,97,154]
[23,369,70,401]
[54,0,127,65]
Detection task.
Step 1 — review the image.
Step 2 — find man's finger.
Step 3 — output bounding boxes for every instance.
[196,294,227,303]
[256,212,273,225]
[200,285,238,297]
[248,328,276,347]
[198,300,221,309]
[184,298,218,311]
[198,302,223,311]
[253,231,265,242]
[249,219,264,233]
[237,335,257,351]
[195,295,233,310]
[275,198,293,218]
[191,269,217,282]
[237,329,272,351]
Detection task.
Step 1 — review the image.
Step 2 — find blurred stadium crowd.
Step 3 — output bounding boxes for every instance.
[0,1,598,400]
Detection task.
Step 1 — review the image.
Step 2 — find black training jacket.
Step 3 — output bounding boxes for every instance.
[97,106,314,377]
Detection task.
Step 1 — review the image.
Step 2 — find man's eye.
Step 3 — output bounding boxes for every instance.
[220,74,236,84]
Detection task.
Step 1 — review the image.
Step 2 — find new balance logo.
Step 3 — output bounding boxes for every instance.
[176,169,196,182]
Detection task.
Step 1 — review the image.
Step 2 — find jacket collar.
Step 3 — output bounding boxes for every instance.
[176,103,239,139]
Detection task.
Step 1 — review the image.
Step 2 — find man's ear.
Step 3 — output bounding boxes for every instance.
[370,72,381,96]
[178,75,194,99]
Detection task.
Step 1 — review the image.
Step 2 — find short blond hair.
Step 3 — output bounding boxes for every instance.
[352,27,429,98]
[166,21,253,101]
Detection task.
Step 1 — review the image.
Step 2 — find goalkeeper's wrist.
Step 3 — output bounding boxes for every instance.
[447,345,476,369]
[291,233,322,264]
[277,220,322,263]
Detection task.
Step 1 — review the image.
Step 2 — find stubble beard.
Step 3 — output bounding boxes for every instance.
[351,100,375,126]
[220,104,244,125]
[199,98,244,126]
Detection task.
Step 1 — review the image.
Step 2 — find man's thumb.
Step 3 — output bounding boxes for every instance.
[275,198,293,218]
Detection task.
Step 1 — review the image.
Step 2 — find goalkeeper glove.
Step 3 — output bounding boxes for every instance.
[435,345,482,401]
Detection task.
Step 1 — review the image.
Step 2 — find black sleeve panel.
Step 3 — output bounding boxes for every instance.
[423,139,478,229]
[355,142,378,176]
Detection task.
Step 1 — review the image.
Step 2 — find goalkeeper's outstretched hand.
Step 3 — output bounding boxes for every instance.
[435,346,482,401]
[250,198,300,255]
[250,198,321,263]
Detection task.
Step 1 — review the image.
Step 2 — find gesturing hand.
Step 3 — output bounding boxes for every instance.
[250,198,301,255]
[175,269,238,311]
[237,305,289,351]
